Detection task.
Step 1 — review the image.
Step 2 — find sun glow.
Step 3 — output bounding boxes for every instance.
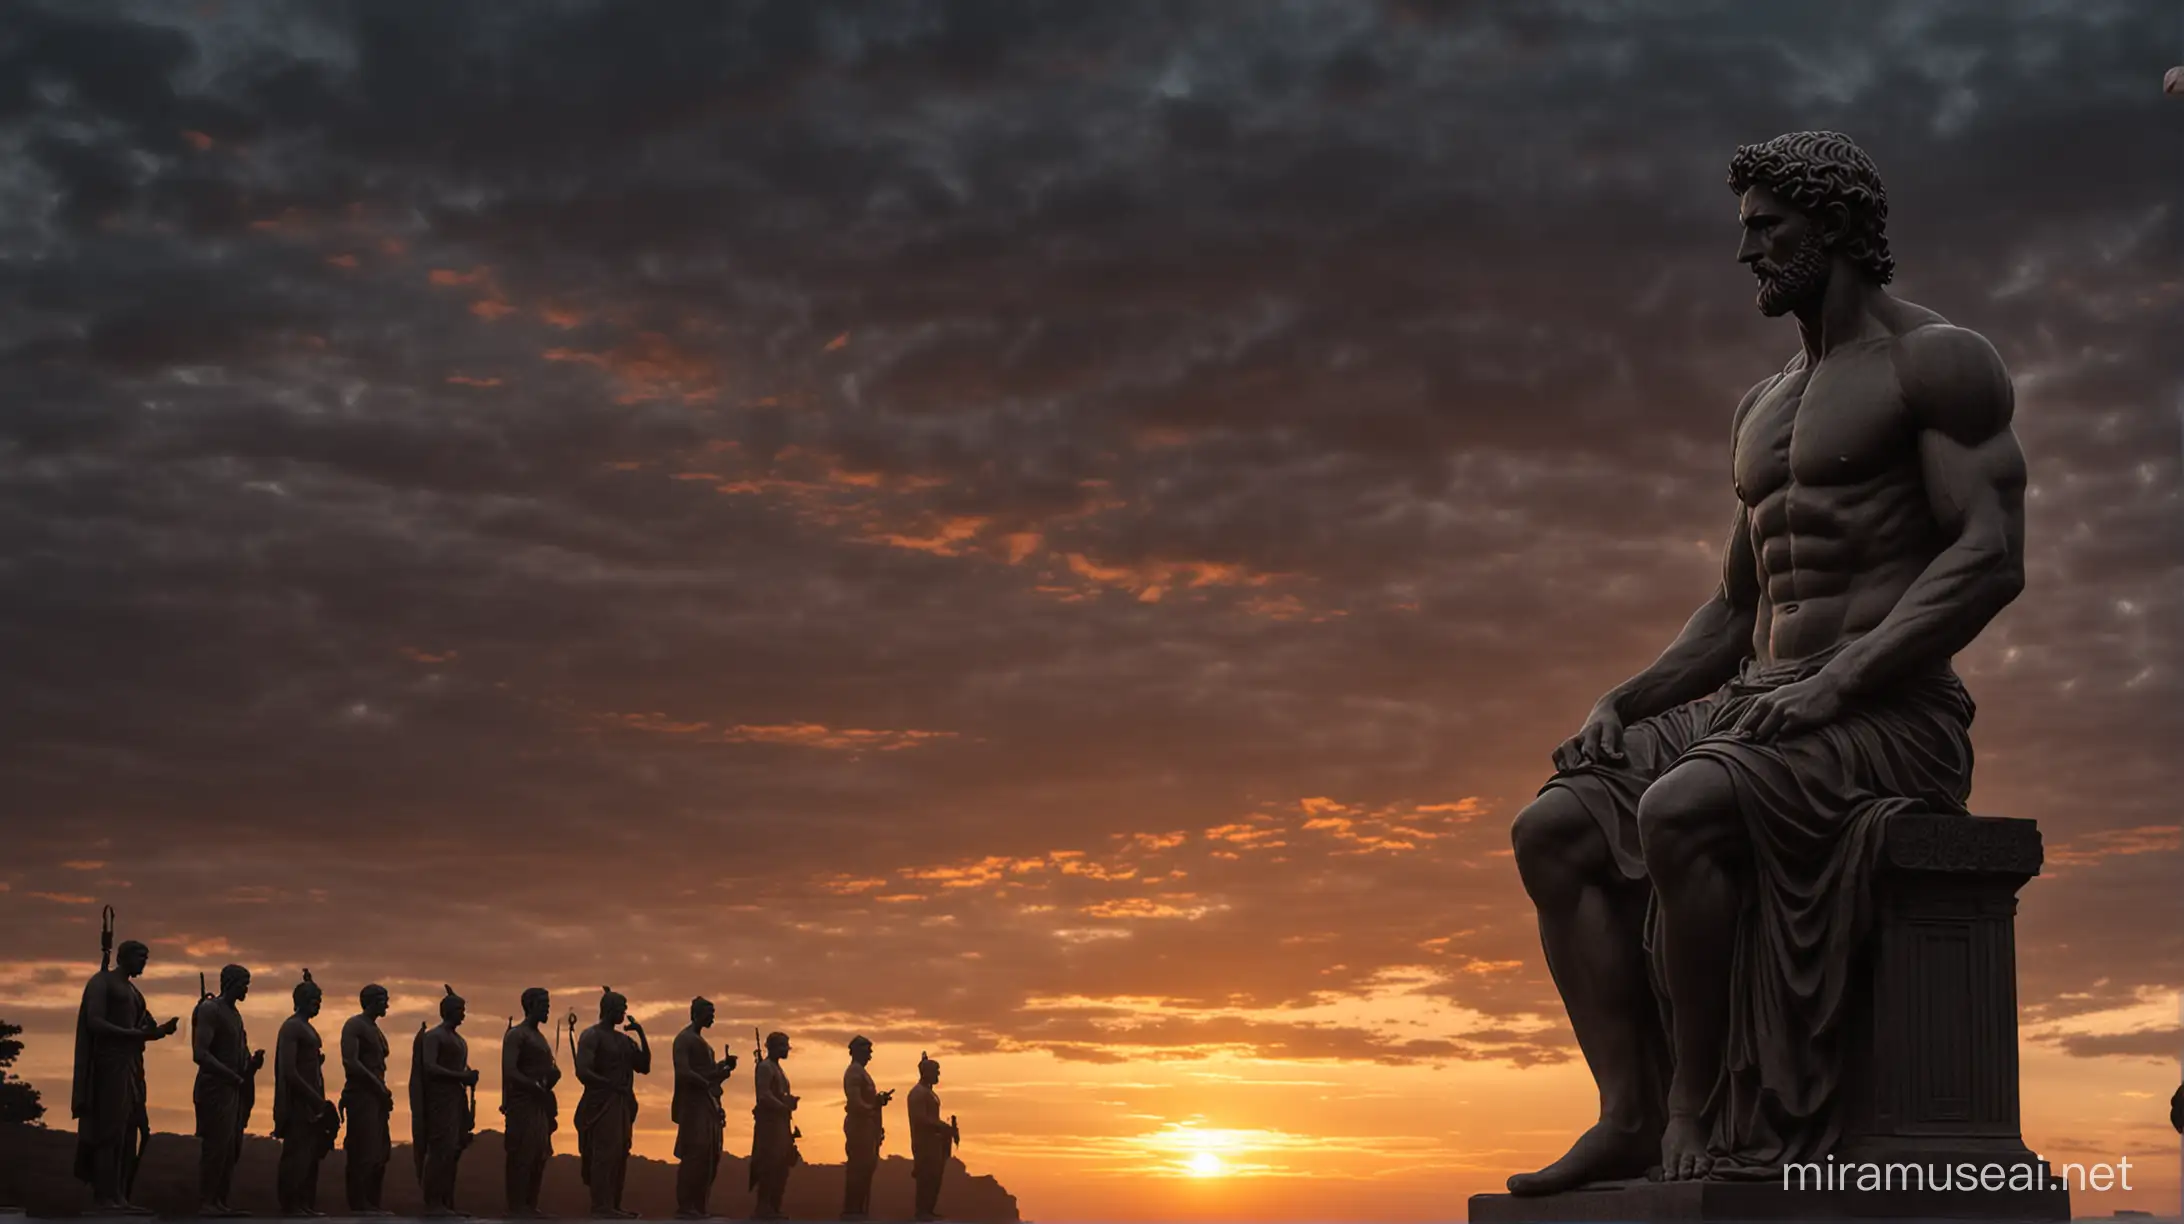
[1187,1151,1227,1178]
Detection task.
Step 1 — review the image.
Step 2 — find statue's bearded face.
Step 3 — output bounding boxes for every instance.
[362,988,389,1018]
[1737,184,1830,318]
[298,989,322,1019]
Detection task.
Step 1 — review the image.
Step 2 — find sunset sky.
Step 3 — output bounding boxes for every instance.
[2,1,2181,1219]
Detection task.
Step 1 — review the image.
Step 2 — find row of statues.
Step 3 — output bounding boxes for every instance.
[72,939,964,1221]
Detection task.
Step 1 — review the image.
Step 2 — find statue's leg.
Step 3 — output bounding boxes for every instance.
[1638,759,1745,1181]
[507,1139,525,1215]
[92,1144,123,1208]
[1506,788,1666,1194]
[281,1133,314,1213]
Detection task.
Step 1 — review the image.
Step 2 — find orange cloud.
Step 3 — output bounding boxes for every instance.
[815,876,889,896]
[864,514,991,557]
[181,130,215,152]
[398,647,458,664]
[721,723,957,752]
[1082,896,1218,920]
[543,332,718,404]
[600,710,957,753]
[445,374,502,387]
[324,253,359,269]
[1056,552,1281,604]
[429,267,492,287]
[2046,824,2180,869]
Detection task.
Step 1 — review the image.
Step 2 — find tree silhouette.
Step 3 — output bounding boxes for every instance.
[0,1017,45,1125]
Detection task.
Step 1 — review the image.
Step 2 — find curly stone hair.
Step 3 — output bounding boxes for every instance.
[1727,131,1894,284]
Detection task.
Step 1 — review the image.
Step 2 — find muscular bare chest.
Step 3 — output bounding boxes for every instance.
[1733,347,1909,510]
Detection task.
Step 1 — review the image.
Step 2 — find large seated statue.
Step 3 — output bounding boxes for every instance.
[1501,131,2029,1193]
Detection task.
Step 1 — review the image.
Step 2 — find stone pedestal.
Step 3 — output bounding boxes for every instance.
[1469,812,2065,1222]
[1838,813,2048,1170]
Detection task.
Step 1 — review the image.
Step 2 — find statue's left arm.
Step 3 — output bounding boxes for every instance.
[1819,324,2027,697]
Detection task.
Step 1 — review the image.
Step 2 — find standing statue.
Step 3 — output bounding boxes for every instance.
[670,997,739,1219]
[71,922,180,1216]
[414,986,478,1218]
[192,965,263,1217]
[501,988,561,1219]
[906,1053,959,1223]
[747,1031,801,1222]
[574,987,652,1219]
[1505,129,2028,1191]
[339,984,395,1216]
[840,1036,894,1222]
[273,969,338,1216]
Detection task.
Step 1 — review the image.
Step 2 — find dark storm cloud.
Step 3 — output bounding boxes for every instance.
[0,0,2176,1086]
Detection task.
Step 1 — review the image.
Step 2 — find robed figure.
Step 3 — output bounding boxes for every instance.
[501,988,561,1218]
[575,988,652,1219]
[413,986,479,1218]
[71,937,179,1214]
[272,969,339,1216]
[747,1031,801,1222]
[192,965,263,1218]
[906,1054,959,1223]
[670,998,738,1219]
[339,984,395,1215]
[840,1037,894,1221]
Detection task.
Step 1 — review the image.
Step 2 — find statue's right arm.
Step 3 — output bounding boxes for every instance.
[673,1033,704,1094]
[504,1032,537,1094]
[1596,381,1768,722]
[280,1024,315,1099]
[190,1004,237,1082]
[574,1029,601,1089]
[84,978,147,1041]
[756,1063,787,1110]
[420,1029,461,1082]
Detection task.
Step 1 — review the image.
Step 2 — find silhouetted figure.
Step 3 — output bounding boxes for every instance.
[671,997,739,1219]
[273,969,337,1217]
[575,987,652,1219]
[1504,130,2028,1191]
[748,1031,801,1221]
[192,964,262,1217]
[907,1054,958,1223]
[71,934,179,1215]
[415,986,478,1218]
[502,987,561,1219]
[339,984,395,1216]
[840,1036,894,1221]
[2171,1081,2181,1133]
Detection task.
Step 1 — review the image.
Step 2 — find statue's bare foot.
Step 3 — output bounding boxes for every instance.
[1506,1118,1660,1195]
[1659,1113,1712,1181]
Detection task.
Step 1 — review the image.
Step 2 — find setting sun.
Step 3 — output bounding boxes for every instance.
[1186,1152,1227,1179]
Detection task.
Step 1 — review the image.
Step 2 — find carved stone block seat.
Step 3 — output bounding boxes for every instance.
[1469,812,2068,1222]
